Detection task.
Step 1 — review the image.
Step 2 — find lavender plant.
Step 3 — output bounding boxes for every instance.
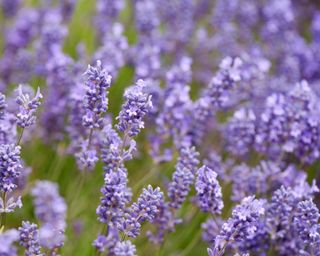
[1,1,320,255]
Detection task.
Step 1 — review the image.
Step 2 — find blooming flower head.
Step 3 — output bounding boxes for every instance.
[19,221,42,256]
[213,196,265,254]
[116,79,153,137]
[0,144,21,193]
[16,85,42,128]
[195,165,224,215]
[82,60,112,129]
[0,229,19,255]
[114,240,136,256]
[120,185,163,238]
[31,181,67,250]
[168,146,199,209]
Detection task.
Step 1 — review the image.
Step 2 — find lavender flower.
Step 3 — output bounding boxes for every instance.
[82,60,112,129]
[225,108,256,156]
[116,79,153,137]
[19,221,42,256]
[31,181,67,250]
[96,170,131,226]
[0,144,21,193]
[168,146,199,209]
[0,229,19,255]
[0,93,6,120]
[114,240,136,256]
[202,218,223,245]
[212,196,265,255]
[147,201,181,244]
[93,226,119,254]
[294,200,320,244]
[206,56,242,109]
[195,165,224,215]
[16,85,43,128]
[1,0,21,17]
[266,183,319,255]
[119,185,163,238]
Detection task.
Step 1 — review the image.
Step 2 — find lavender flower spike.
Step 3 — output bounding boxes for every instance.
[82,60,112,129]
[168,146,200,209]
[0,229,19,255]
[195,165,224,215]
[294,200,320,244]
[0,144,22,193]
[119,185,163,238]
[114,240,136,256]
[116,79,153,137]
[16,85,43,128]
[211,196,265,255]
[19,221,43,256]
[31,181,67,250]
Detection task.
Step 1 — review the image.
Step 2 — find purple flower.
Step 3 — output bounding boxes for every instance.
[294,200,320,243]
[147,201,181,244]
[168,146,199,209]
[202,218,223,245]
[82,60,112,129]
[212,196,265,255]
[206,56,243,109]
[16,86,42,128]
[225,108,256,156]
[31,181,67,250]
[0,144,21,193]
[0,93,6,120]
[135,0,159,38]
[75,148,99,172]
[119,185,163,238]
[93,227,119,254]
[38,223,65,250]
[96,170,131,226]
[114,240,136,256]
[116,79,153,137]
[1,0,21,17]
[195,165,224,215]
[19,221,42,256]
[0,229,19,256]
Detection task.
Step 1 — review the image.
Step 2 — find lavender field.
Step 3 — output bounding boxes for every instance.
[1,0,320,255]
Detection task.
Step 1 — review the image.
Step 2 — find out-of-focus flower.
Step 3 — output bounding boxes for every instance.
[16,85,42,128]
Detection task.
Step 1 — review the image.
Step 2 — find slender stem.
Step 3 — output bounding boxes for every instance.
[87,128,94,149]
[16,128,24,145]
[0,192,7,228]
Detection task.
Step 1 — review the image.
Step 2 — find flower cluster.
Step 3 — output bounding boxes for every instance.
[19,221,42,256]
[116,79,153,138]
[82,60,112,129]
[31,181,67,250]
[16,85,42,128]
[195,165,224,215]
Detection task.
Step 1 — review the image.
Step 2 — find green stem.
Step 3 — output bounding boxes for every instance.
[16,128,24,145]
[0,192,7,228]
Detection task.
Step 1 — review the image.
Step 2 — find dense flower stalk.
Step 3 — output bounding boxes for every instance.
[31,181,67,250]
[119,185,163,238]
[0,229,19,255]
[210,196,265,255]
[114,240,136,256]
[82,60,112,129]
[116,79,153,137]
[0,144,21,193]
[168,146,199,209]
[16,85,43,128]
[19,221,43,256]
[195,165,224,215]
